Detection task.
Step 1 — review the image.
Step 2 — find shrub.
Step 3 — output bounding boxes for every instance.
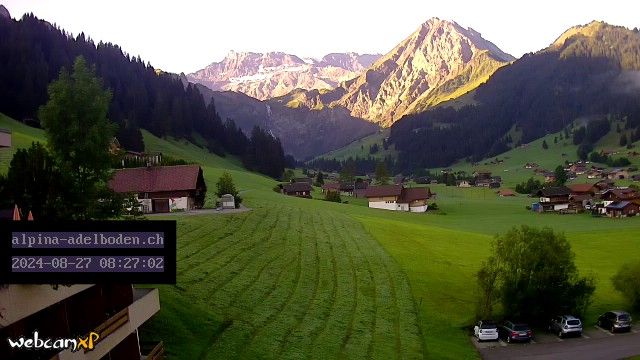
[612,261,640,311]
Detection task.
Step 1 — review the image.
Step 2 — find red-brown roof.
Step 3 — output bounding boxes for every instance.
[399,187,431,203]
[322,182,341,191]
[364,185,403,198]
[497,189,515,196]
[109,165,203,193]
[568,184,594,193]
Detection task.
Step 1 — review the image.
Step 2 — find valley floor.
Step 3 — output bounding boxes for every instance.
[3,116,640,359]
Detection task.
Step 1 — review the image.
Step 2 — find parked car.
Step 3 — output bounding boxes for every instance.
[598,311,632,333]
[474,320,499,341]
[549,315,582,338]
[499,321,533,343]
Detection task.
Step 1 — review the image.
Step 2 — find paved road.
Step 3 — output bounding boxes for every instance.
[146,204,251,216]
[478,330,640,360]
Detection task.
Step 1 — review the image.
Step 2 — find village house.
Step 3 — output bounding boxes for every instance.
[321,182,355,196]
[282,182,313,197]
[0,128,11,148]
[605,201,640,218]
[568,162,588,175]
[364,185,431,212]
[524,162,539,169]
[632,174,640,182]
[568,183,597,211]
[532,186,571,212]
[543,172,557,183]
[604,168,630,180]
[456,180,472,188]
[586,169,602,179]
[109,165,207,213]
[292,177,313,185]
[497,189,515,197]
[568,183,596,196]
[599,188,639,205]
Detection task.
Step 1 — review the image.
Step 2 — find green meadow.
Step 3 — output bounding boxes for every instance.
[2,115,640,359]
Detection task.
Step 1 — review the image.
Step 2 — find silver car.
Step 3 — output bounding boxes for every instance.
[549,315,582,338]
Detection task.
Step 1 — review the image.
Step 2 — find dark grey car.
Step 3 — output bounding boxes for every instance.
[499,321,533,343]
[598,311,632,333]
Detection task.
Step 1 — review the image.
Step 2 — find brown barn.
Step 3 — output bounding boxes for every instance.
[109,165,206,213]
[282,182,312,197]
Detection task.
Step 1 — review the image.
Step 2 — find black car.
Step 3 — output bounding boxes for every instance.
[499,321,533,343]
[598,311,632,333]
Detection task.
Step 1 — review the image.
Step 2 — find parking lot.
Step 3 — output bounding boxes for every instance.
[474,326,640,359]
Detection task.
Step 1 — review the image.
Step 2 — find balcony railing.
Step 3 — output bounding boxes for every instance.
[141,341,164,360]
[84,307,129,352]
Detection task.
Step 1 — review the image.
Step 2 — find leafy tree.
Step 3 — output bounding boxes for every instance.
[0,142,74,219]
[476,226,595,323]
[369,143,380,154]
[324,191,341,203]
[315,171,324,186]
[216,172,241,207]
[375,161,390,185]
[612,261,640,311]
[620,133,628,146]
[515,177,543,194]
[282,169,295,182]
[554,137,558,144]
[554,165,568,185]
[542,139,549,149]
[38,56,118,219]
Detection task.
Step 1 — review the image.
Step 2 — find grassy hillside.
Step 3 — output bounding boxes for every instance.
[3,114,640,359]
[440,119,640,187]
[314,129,397,161]
[0,113,46,173]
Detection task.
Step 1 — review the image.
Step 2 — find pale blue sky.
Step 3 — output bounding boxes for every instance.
[3,1,639,73]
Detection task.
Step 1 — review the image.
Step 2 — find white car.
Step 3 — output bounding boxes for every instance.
[474,320,499,341]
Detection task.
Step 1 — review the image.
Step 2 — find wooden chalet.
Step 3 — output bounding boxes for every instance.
[282,182,312,197]
[532,186,571,212]
[109,165,206,213]
[364,185,431,212]
[605,201,640,218]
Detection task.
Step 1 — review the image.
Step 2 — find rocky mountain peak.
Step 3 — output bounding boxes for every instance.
[0,5,11,19]
[324,18,515,126]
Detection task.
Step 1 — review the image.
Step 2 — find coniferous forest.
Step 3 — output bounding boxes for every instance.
[0,13,285,178]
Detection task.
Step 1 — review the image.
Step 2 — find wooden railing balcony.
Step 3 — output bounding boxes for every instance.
[141,341,165,360]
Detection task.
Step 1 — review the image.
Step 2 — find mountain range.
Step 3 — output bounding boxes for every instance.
[187,51,379,100]
[189,18,515,128]
[2,7,640,167]
[389,21,640,169]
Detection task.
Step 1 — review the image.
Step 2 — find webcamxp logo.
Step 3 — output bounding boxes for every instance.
[7,331,100,352]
